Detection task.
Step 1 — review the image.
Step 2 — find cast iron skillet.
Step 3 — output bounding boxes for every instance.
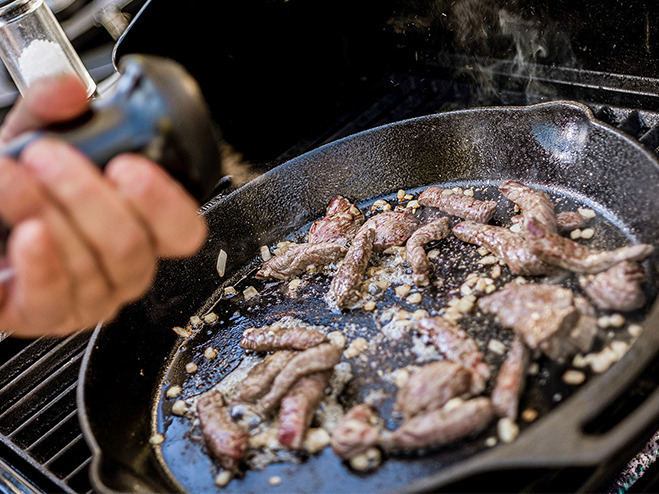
[78,101,659,493]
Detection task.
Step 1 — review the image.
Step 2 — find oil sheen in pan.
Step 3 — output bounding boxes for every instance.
[152,180,653,493]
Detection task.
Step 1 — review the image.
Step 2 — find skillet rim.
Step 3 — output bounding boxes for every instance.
[77,100,659,493]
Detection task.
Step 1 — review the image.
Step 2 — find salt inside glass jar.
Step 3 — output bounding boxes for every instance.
[0,0,95,96]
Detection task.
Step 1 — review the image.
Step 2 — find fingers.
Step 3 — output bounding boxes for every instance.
[105,154,207,257]
[0,75,89,144]
[21,138,158,301]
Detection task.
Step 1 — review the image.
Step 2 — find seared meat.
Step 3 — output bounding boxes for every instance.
[579,261,647,311]
[418,186,498,223]
[256,343,342,415]
[255,242,347,280]
[491,338,529,419]
[541,296,597,362]
[406,217,451,287]
[394,360,474,420]
[478,282,583,361]
[557,211,588,232]
[308,196,365,246]
[528,230,654,274]
[331,404,382,460]
[197,390,249,471]
[232,351,296,403]
[385,397,494,450]
[365,211,421,252]
[498,180,556,235]
[240,325,327,352]
[453,221,553,276]
[415,317,490,392]
[329,225,376,309]
[277,371,330,450]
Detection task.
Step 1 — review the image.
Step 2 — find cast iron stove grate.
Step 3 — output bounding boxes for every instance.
[1,69,659,493]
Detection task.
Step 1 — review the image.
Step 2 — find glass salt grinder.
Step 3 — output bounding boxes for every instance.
[0,0,96,97]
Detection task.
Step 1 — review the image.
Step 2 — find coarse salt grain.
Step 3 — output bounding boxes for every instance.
[171,400,188,416]
[578,207,596,219]
[487,339,506,355]
[628,324,643,338]
[562,369,586,385]
[185,362,198,374]
[570,229,582,240]
[269,476,282,486]
[203,312,218,324]
[580,228,595,239]
[224,286,237,297]
[204,347,218,359]
[215,471,232,487]
[328,331,346,349]
[509,223,522,233]
[243,286,259,300]
[216,249,228,277]
[166,385,182,398]
[172,326,191,338]
[407,293,422,304]
[304,428,331,454]
[497,418,519,443]
[149,433,165,445]
[521,408,538,422]
[344,337,368,359]
[363,300,376,311]
[395,285,412,298]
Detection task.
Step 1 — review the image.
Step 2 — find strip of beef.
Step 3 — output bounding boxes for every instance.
[240,325,327,352]
[415,317,490,392]
[579,261,647,311]
[365,211,421,252]
[394,360,474,420]
[385,397,494,451]
[256,343,342,415]
[478,282,582,361]
[491,338,530,419]
[499,180,556,235]
[541,296,598,362]
[528,230,654,274]
[418,186,498,223]
[453,221,553,276]
[406,217,451,287]
[232,350,296,403]
[557,211,588,232]
[308,195,365,246]
[331,404,382,460]
[197,390,249,471]
[255,242,347,280]
[328,225,376,309]
[277,371,330,450]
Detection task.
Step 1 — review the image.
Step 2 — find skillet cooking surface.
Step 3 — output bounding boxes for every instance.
[79,102,659,493]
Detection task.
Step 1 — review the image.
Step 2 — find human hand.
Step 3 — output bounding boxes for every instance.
[0,75,208,338]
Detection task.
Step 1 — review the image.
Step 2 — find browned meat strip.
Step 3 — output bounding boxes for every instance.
[579,261,647,311]
[255,242,347,280]
[240,325,327,352]
[557,211,588,232]
[541,296,598,362]
[256,343,342,415]
[331,404,382,460]
[418,186,497,223]
[491,338,530,419]
[415,317,490,392]
[499,180,556,235]
[478,282,581,359]
[394,360,474,420]
[365,211,420,252]
[328,225,376,309]
[277,371,330,450]
[453,221,553,276]
[308,196,365,246]
[405,217,451,287]
[197,390,249,471]
[385,397,494,450]
[232,351,296,403]
[528,230,654,274]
